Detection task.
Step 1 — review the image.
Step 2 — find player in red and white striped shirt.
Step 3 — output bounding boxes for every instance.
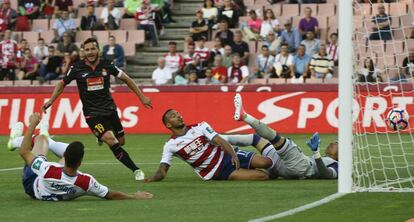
[18,113,153,201]
[145,109,274,182]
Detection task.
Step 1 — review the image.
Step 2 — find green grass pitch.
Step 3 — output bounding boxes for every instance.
[0,134,413,222]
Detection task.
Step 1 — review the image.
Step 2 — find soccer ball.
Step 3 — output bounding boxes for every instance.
[387,108,409,130]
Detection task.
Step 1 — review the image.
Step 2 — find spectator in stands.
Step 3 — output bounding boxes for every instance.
[190,10,209,42]
[326,32,338,66]
[135,0,159,47]
[184,54,206,79]
[357,57,382,82]
[254,45,274,79]
[293,44,311,79]
[222,44,232,67]
[183,42,196,66]
[102,35,125,68]
[100,0,122,30]
[187,71,198,85]
[54,0,74,17]
[260,9,280,39]
[42,0,55,18]
[52,10,77,42]
[81,5,104,30]
[230,30,249,64]
[209,37,224,65]
[369,4,392,41]
[215,19,234,46]
[194,37,210,68]
[17,48,39,80]
[164,41,184,75]
[39,45,62,82]
[212,54,227,83]
[0,0,18,32]
[153,0,175,24]
[33,38,49,60]
[60,51,73,75]
[57,32,78,56]
[242,10,262,41]
[310,44,334,79]
[273,43,294,78]
[16,38,28,59]
[401,50,414,80]
[203,67,220,84]
[152,57,173,85]
[263,31,280,56]
[0,30,18,80]
[227,53,249,83]
[280,19,301,53]
[301,31,320,57]
[202,0,218,29]
[18,0,41,20]
[218,0,239,28]
[78,47,86,60]
[298,7,319,38]
[123,0,141,18]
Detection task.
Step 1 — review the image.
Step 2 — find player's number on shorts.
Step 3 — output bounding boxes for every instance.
[95,124,105,134]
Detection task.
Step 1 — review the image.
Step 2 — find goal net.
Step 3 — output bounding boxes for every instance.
[352,0,414,192]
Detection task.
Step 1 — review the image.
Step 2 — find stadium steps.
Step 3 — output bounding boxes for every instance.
[171,2,204,16]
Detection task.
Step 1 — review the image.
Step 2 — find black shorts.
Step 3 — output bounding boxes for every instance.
[85,112,125,139]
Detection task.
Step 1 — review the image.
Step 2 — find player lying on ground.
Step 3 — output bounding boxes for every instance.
[41,37,151,181]
[145,109,279,182]
[232,93,338,179]
[17,113,153,201]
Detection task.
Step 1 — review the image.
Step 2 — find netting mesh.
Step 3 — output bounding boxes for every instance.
[352,0,414,192]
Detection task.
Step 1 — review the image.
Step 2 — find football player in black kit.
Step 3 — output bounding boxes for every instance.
[42,38,152,181]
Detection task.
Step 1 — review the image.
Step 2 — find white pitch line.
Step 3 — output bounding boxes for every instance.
[0,167,23,172]
[248,193,346,222]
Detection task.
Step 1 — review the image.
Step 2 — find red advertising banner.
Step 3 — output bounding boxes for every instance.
[0,84,413,135]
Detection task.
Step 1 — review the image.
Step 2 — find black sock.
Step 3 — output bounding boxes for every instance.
[110,143,139,172]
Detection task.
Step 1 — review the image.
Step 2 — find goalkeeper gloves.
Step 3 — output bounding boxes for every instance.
[306,132,321,159]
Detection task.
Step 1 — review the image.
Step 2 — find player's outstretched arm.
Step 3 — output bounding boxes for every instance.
[104,190,153,200]
[42,81,65,113]
[212,135,240,170]
[306,133,337,179]
[145,163,170,182]
[118,72,153,109]
[20,113,41,165]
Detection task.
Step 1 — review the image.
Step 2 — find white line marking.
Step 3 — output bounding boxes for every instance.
[0,167,23,172]
[248,193,346,222]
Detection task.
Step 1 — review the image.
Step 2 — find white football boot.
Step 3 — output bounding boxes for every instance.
[7,122,24,151]
[134,169,145,181]
[233,93,246,121]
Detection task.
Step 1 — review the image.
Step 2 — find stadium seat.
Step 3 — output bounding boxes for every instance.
[323,78,338,84]
[317,16,328,29]
[95,7,105,18]
[122,42,136,56]
[250,79,267,84]
[269,5,282,17]
[22,31,40,43]
[73,18,81,29]
[32,19,49,32]
[120,19,138,30]
[14,80,32,86]
[255,0,270,7]
[325,0,337,4]
[205,41,214,49]
[128,30,145,44]
[92,30,109,44]
[77,8,88,17]
[0,81,14,86]
[250,5,264,17]
[282,4,299,17]
[389,2,408,15]
[39,30,55,44]
[268,78,287,84]
[244,0,254,7]
[385,41,404,55]
[318,3,335,16]
[73,0,84,8]
[300,4,317,17]
[404,39,414,51]
[368,40,386,54]
[248,41,256,53]
[400,14,414,29]
[354,3,372,16]
[352,15,363,29]
[304,78,322,83]
[109,30,127,43]
[292,16,301,28]
[75,31,92,43]
[288,77,304,84]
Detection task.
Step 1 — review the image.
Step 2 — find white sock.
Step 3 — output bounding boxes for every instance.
[12,136,24,149]
[244,113,277,142]
[221,134,254,147]
[48,138,68,158]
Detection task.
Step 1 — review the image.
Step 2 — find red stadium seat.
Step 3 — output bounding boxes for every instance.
[40,30,55,44]
[317,15,328,29]
[76,31,92,43]
[92,30,109,44]
[282,4,299,17]
[354,3,372,16]
[109,30,127,43]
[318,3,335,16]
[32,19,49,32]
[389,2,407,15]
[128,30,145,44]
[250,79,268,84]
[122,42,136,56]
[22,31,40,43]
[120,19,138,30]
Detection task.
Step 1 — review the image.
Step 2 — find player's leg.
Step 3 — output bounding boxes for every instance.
[228,168,269,180]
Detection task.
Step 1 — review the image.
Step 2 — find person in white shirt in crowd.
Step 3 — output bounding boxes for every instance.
[152,57,173,85]
[100,0,122,30]
[357,57,382,83]
[309,44,334,79]
[254,45,274,79]
[301,31,320,57]
[227,53,249,83]
[263,31,280,56]
[209,37,224,65]
[273,43,294,78]
[326,32,338,66]
[33,38,48,61]
[52,10,77,42]
[260,9,280,39]
[202,0,218,29]
[164,41,184,74]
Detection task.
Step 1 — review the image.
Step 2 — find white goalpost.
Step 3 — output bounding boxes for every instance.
[340,0,414,193]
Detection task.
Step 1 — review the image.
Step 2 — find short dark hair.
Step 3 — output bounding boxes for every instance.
[48,45,55,50]
[83,37,99,48]
[330,32,338,37]
[64,141,85,168]
[261,45,269,50]
[162,109,174,125]
[109,35,115,40]
[168,41,177,45]
[38,38,44,42]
